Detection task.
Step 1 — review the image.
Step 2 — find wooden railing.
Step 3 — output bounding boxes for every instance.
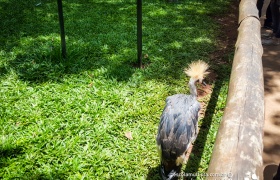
[207,0,264,179]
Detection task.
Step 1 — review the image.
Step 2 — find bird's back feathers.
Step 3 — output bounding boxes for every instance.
[156,94,200,177]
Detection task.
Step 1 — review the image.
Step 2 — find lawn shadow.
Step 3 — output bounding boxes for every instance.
[0,0,57,48]
[0,145,24,168]
[0,0,229,85]
[183,72,228,178]
[182,0,239,176]
[0,0,138,83]
[0,145,77,179]
[7,50,136,83]
[18,171,69,180]
[146,165,161,180]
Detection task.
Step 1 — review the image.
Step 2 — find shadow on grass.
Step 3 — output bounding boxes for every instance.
[183,0,238,176]
[0,1,57,49]
[7,52,136,83]
[0,146,24,168]
[0,0,229,84]
[20,171,68,180]
[0,145,68,179]
[183,71,229,179]
[146,165,161,180]
[0,0,138,83]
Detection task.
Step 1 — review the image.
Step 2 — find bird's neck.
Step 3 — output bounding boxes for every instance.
[188,78,197,97]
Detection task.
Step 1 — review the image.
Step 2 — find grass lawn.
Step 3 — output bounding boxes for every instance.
[0,0,233,179]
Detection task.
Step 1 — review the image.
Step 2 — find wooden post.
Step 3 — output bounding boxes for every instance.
[207,0,264,179]
[57,0,67,59]
[137,0,142,68]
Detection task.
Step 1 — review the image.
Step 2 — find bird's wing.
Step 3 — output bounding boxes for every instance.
[156,94,200,161]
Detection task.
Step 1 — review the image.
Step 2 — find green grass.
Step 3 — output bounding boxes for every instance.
[0,0,233,179]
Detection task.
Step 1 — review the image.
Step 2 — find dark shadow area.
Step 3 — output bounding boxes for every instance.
[18,171,68,180]
[0,0,229,84]
[183,70,230,179]
[263,131,280,154]
[0,67,8,77]
[183,0,238,178]
[0,144,73,179]
[261,22,280,170]
[0,1,57,48]
[264,143,280,156]
[263,71,280,95]
[262,45,280,95]
[263,131,280,172]
[1,170,69,180]
[263,163,280,180]
[146,165,161,180]
[0,146,24,168]
[263,72,280,96]
[272,112,280,126]
[0,0,138,83]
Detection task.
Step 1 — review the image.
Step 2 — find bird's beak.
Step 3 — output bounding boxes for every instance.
[202,80,207,86]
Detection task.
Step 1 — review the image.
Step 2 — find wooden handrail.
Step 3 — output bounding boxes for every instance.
[207,0,264,179]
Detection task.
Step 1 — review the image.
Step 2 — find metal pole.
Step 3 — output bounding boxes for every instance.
[137,0,142,68]
[57,0,67,59]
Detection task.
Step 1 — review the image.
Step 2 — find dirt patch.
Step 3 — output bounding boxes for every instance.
[197,0,239,100]
[211,1,239,64]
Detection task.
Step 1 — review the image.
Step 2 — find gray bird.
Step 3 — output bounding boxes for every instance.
[156,60,209,180]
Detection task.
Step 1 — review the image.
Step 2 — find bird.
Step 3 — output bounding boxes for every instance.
[156,60,209,180]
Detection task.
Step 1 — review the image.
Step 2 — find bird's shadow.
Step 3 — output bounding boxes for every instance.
[146,66,230,180]
[182,0,238,177]
[182,67,230,179]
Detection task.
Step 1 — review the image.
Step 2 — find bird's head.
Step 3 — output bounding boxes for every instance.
[196,73,209,86]
[184,60,209,85]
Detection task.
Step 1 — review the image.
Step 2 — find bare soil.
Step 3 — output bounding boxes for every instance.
[197,0,239,114]
[199,0,239,87]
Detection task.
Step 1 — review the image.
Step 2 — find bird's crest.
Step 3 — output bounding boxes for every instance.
[184,60,209,82]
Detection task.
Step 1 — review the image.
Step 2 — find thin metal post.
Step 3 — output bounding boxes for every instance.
[57,0,67,59]
[137,0,142,68]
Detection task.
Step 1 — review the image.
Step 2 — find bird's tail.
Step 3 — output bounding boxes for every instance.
[157,145,182,180]
[184,60,209,82]
[159,159,182,180]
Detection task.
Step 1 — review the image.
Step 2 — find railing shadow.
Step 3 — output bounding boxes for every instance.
[183,71,229,179]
